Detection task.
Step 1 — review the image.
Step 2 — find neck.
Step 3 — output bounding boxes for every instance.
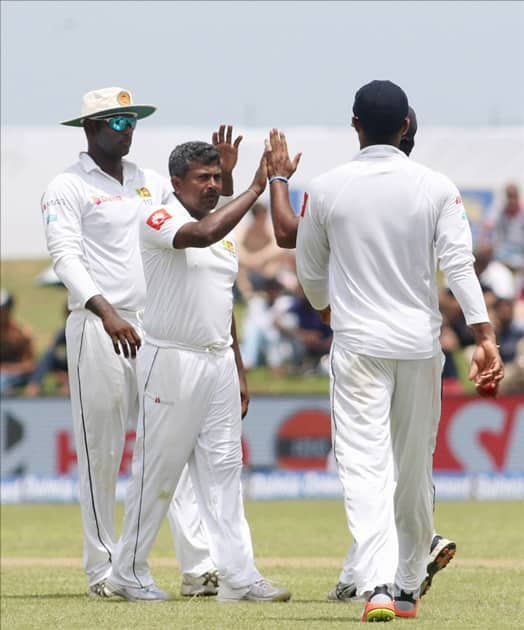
[87,148,124,183]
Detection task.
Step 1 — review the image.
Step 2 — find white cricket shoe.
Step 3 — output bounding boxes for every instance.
[327,581,359,602]
[217,578,291,603]
[180,569,219,596]
[420,534,456,597]
[105,580,171,602]
[89,580,113,598]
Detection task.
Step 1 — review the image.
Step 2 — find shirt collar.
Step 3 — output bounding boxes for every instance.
[78,152,138,181]
[354,145,408,161]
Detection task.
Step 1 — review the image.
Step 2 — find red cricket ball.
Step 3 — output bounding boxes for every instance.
[476,381,498,398]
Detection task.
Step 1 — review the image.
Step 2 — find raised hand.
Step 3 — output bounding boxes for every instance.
[249,147,269,196]
[266,128,302,179]
[212,124,243,175]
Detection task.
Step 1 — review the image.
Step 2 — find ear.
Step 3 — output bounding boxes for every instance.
[171,175,181,194]
[400,116,410,136]
[351,116,361,132]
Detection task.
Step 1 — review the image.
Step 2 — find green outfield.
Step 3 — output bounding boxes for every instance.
[1,500,523,629]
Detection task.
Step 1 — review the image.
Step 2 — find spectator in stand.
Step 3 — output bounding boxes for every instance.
[491,183,524,273]
[474,243,516,302]
[275,284,333,374]
[25,303,69,397]
[494,298,524,394]
[493,298,524,364]
[235,202,284,301]
[0,289,36,396]
[240,276,294,374]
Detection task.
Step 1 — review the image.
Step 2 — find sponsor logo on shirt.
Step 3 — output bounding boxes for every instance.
[41,198,66,212]
[46,214,58,224]
[455,196,462,205]
[91,194,123,206]
[136,187,152,198]
[222,239,235,254]
[300,192,309,217]
[146,208,172,230]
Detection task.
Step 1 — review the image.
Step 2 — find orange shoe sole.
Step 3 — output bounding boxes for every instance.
[394,599,419,618]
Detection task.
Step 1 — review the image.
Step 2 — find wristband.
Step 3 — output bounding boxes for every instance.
[269,176,289,185]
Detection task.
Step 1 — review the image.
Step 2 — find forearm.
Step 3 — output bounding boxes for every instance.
[85,294,118,320]
[270,181,298,248]
[54,255,100,308]
[231,315,246,378]
[175,189,260,248]
[470,322,497,344]
[221,171,234,197]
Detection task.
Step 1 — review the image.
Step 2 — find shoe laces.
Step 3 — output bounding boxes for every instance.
[336,582,357,599]
[202,570,219,588]
[252,578,274,593]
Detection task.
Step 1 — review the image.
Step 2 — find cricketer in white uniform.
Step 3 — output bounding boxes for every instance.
[107,140,291,602]
[265,114,457,604]
[294,81,503,621]
[41,87,218,597]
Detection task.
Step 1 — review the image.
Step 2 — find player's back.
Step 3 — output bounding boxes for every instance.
[308,145,452,359]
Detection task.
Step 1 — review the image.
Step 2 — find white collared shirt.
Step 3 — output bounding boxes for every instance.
[139,198,238,349]
[296,145,489,359]
[41,152,173,311]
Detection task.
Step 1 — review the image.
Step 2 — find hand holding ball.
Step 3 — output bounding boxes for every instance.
[476,380,498,398]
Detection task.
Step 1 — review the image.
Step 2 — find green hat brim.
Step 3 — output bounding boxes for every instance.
[60,105,156,127]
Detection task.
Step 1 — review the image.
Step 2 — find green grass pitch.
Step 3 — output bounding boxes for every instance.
[1,500,523,628]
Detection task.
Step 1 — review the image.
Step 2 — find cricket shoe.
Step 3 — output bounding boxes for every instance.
[180,569,219,596]
[394,588,419,618]
[217,578,291,603]
[89,580,114,598]
[104,580,171,602]
[361,585,395,623]
[420,534,456,597]
[327,581,359,602]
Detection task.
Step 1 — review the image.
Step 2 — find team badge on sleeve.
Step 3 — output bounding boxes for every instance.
[222,239,235,254]
[136,187,152,198]
[300,192,309,217]
[146,208,172,230]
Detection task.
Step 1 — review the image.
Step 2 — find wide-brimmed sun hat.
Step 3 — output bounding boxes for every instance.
[60,86,156,127]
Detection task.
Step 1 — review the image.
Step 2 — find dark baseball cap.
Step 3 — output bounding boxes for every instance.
[353,80,409,134]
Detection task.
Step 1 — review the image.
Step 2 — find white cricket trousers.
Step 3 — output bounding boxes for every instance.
[111,343,260,590]
[330,345,442,596]
[66,310,213,586]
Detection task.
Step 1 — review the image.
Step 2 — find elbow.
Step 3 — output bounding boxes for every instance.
[275,230,296,249]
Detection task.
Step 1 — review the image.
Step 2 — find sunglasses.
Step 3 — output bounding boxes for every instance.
[98,115,137,132]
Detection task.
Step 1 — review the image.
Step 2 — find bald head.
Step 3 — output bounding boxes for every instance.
[399,106,418,156]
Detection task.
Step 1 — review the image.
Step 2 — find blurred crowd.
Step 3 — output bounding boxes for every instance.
[2,182,523,397]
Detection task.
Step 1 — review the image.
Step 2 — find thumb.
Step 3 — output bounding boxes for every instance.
[292,153,302,170]
[468,360,479,382]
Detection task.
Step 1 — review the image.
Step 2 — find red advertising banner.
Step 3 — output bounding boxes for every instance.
[433,395,523,473]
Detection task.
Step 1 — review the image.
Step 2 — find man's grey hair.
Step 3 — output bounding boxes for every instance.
[168,141,220,177]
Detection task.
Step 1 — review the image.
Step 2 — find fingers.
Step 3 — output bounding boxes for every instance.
[225,125,232,144]
[212,131,219,146]
[110,328,141,359]
[292,152,302,170]
[468,361,479,382]
[233,135,243,148]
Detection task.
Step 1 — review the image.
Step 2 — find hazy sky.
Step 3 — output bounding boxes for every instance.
[2,1,524,128]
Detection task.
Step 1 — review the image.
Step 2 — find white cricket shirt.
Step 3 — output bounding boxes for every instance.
[41,152,173,311]
[296,145,489,360]
[140,199,238,350]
